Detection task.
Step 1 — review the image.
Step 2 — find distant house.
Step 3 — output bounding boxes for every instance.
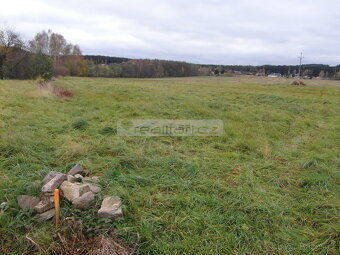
[268,73,282,78]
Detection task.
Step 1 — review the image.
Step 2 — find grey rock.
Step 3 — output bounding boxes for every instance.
[34,199,54,213]
[74,174,83,182]
[82,176,100,183]
[40,193,54,204]
[0,202,8,211]
[82,177,90,182]
[72,191,95,209]
[68,163,87,176]
[36,209,55,222]
[91,176,100,183]
[41,173,66,193]
[42,171,61,185]
[86,183,102,193]
[67,175,76,183]
[60,181,91,201]
[98,196,123,219]
[17,195,40,211]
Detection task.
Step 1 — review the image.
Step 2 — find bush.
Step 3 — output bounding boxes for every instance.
[291,80,306,86]
[35,75,48,87]
[32,52,53,80]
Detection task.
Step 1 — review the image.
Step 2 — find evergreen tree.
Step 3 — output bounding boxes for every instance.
[31,52,53,80]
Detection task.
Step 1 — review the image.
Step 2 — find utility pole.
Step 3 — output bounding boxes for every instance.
[298,52,304,79]
[335,66,337,79]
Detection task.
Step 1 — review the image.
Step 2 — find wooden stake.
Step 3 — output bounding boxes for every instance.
[54,189,60,227]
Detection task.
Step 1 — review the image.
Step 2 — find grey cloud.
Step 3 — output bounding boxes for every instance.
[1,0,339,65]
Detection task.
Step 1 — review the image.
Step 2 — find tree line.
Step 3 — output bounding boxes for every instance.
[214,64,340,79]
[86,59,201,78]
[85,61,340,79]
[1,26,339,80]
[0,27,87,79]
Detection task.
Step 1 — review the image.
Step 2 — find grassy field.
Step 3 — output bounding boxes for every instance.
[0,76,339,254]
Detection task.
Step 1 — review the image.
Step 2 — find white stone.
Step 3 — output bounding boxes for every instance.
[74,174,83,182]
[0,202,8,211]
[98,196,123,219]
[60,181,91,201]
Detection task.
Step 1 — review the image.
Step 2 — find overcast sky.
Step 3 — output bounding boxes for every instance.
[1,0,339,65]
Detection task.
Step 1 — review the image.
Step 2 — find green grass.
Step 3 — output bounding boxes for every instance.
[0,76,339,254]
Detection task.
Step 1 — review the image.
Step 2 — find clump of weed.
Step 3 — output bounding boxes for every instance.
[72,119,88,130]
[260,140,270,159]
[36,78,74,98]
[62,141,88,158]
[302,156,322,169]
[36,75,49,88]
[53,87,74,98]
[299,174,331,189]
[100,126,117,135]
[105,167,121,181]
[291,80,306,86]
[117,154,149,170]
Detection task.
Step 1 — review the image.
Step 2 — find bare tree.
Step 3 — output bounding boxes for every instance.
[0,26,26,79]
[72,45,82,55]
[49,33,67,56]
[62,43,73,55]
[29,30,81,57]
[0,27,24,49]
[29,30,83,70]
[29,29,50,54]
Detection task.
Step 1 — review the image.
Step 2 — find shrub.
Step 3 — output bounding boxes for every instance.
[35,75,48,87]
[291,80,306,86]
[32,52,53,80]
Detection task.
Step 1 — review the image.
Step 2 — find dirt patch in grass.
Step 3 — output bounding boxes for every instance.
[37,81,74,98]
[26,219,136,255]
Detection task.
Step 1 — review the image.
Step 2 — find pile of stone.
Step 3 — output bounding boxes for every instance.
[17,163,123,221]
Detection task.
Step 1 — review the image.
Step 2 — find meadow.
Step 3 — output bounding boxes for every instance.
[0,76,339,254]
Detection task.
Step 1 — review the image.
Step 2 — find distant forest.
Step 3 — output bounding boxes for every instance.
[84,55,340,79]
[206,64,340,78]
[1,26,339,80]
[83,55,130,65]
